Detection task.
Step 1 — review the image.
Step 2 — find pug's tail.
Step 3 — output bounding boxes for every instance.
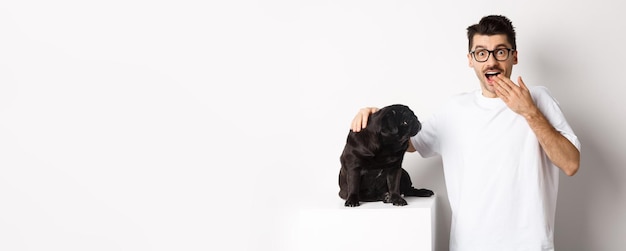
[400,168,434,197]
[402,187,435,197]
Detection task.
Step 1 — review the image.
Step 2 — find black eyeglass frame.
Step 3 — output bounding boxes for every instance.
[470,48,516,62]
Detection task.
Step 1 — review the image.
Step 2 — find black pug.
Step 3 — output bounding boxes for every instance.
[338,104,434,207]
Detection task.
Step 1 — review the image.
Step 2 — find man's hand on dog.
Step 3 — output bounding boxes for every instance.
[351,107,380,132]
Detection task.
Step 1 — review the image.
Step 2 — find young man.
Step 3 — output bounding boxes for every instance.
[351,15,580,250]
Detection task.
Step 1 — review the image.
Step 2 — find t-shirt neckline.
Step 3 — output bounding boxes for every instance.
[474,90,505,109]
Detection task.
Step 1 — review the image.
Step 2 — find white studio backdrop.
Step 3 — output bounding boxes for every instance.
[1,1,625,251]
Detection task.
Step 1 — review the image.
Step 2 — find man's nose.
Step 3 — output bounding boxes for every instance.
[484,52,499,66]
[489,52,500,62]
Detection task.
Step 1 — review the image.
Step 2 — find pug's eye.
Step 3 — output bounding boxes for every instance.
[401,121,408,125]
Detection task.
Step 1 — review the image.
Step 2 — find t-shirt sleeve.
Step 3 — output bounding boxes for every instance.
[411,113,440,158]
[532,86,581,151]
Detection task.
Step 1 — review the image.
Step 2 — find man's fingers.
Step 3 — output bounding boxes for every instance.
[496,75,515,90]
[494,79,509,97]
[518,76,527,90]
[351,107,379,132]
[351,110,367,132]
[351,115,361,132]
[361,113,369,129]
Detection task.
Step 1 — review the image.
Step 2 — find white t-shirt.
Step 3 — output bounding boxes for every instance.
[411,86,580,251]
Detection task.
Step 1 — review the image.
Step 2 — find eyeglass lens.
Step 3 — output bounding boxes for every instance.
[473,48,511,62]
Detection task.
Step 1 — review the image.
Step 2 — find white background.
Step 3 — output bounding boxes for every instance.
[1,1,625,250]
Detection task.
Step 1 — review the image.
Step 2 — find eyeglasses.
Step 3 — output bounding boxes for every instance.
[470,48,515,62]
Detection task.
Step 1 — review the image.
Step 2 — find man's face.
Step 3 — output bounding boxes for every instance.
[467,34,518,98]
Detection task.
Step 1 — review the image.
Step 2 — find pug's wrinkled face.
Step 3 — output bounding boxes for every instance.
[382,105,421,139]
[397,107,421,138]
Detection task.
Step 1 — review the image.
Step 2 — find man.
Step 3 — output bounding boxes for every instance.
[351,15,580,250]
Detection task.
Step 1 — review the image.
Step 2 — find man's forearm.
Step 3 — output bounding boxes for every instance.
[525,109,580,176]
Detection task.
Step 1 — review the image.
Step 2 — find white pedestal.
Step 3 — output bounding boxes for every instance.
[295,196,436,251]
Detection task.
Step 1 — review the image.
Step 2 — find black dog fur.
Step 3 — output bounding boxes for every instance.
[338,104,434,207]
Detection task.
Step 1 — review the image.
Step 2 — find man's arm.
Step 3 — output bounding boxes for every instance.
[407,141,417,152]
[493,75,580,176]
[524,107,580,176]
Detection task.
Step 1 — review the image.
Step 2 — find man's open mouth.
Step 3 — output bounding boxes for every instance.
[485,72,501,81]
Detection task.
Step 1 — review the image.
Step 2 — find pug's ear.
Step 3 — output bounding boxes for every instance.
[381,110,399,137]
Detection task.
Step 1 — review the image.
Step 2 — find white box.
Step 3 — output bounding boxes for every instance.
[295,196,436,251]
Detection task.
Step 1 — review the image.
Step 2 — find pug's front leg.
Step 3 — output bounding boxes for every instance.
[345,169,361,207]
[386,167,407,206]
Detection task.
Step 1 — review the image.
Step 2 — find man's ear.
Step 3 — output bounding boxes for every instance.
[468,53,474,67]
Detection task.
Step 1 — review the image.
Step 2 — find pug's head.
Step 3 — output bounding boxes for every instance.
[378,104,421,140]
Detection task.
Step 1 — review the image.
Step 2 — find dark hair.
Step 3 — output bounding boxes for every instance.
[466,15,516,52]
